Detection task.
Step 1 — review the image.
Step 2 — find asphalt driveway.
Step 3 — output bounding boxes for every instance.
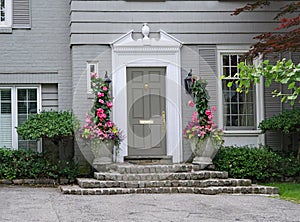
[0,185,299,222]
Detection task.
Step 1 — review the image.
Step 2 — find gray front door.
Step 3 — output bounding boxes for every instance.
[127,67,166,156]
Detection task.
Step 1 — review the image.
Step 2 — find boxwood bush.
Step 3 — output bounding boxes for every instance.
[213,145,300,182]
[0,148,79,181]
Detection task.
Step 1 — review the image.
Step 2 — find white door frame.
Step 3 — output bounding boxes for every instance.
[111,29,183,162]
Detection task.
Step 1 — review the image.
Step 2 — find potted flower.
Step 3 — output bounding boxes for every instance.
[183,76,224,168]
[81,73,123,164]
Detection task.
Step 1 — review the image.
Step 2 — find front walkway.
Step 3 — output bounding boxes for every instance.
[0,185,299,222]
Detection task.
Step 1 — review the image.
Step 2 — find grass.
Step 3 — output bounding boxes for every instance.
[264,182,300,204]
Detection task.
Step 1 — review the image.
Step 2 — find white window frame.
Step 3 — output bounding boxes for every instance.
[217,47,264,135]
[0,85,41,151]
[87,62,98,93]
[0,0,12,27]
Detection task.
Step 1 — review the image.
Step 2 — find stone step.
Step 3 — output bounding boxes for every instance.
[95,164,203,174]
[124,156,173,165]
[77,178,252,189]
[60,185,279,196]
[94,170,228,181]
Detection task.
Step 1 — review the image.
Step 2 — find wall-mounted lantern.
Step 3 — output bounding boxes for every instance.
[104,71,112,85]
[184,69,193,94]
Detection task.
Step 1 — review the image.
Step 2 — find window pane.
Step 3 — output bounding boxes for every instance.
[0,0,5,22]
[18,102,27,114]
[28,89,37,100]
[90,64,95,73]
[18,89,27,101]
[29,102,37,114]
[223,55,229,66]
[1,89,11,100]
[231,55,238,66]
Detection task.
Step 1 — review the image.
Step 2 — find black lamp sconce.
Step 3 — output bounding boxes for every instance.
[104,71,112,85]
[184,69,193,94]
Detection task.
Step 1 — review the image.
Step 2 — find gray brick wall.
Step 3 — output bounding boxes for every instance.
[0,0,72,110]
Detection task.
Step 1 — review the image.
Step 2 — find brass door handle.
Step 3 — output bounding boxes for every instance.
[162,111,166,133]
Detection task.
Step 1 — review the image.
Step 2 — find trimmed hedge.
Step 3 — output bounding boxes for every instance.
[0,148,79,181]
[214,146,300,182]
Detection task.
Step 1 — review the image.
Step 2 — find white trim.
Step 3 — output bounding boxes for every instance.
[217,48,264,146]
[111,29,183,163]
[0,0,12,27]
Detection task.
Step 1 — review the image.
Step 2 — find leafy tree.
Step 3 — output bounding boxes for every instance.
[232,59,300,105]
[228,1,300,104]
[232,0,300,58]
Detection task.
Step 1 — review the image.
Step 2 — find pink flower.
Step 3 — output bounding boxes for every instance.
[211,106,216,112]
[99,99,104,104]
[192,111,198,122]
[102,86,108,91]
[188,100,195,107]
[97,92,104,98]
[99,113,107,119]
[205,110,212,116]
[90,73,97,79]
[97,108,104,117]
[107,102,113,108]
[106,121,113,128]
[199,131,206,137]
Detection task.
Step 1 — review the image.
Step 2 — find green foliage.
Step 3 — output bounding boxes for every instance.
[259,108,300,133]
[17,110,79,141]
[0,148,79,180]
[191,77,209,125]
[214,146,300,181]
[225,59,300,106]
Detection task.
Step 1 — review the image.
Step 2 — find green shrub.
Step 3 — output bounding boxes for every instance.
[17,110,79,141]
[259,108,300,134]
[213,145,300,181]
[0,148,79,181]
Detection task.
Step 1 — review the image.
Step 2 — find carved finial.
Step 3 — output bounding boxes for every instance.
[142,23,150,40]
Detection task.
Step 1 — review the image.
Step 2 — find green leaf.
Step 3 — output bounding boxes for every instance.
[288,82,295,90]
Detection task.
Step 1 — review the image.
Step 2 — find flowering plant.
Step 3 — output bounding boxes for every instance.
[183,76,224,147]
[81,73,123,147]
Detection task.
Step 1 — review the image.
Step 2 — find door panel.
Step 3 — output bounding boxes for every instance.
[127,67,166,156]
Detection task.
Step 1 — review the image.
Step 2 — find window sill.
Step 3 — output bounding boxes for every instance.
[223,130,261,136]
[0,27,12,34]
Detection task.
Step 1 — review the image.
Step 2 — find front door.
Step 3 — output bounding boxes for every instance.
[127,67,166,156]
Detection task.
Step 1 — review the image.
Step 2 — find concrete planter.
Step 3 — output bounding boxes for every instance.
[190,137,218,169]
[91,141,115,165]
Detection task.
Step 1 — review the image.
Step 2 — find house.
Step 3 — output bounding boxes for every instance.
[0,0,298,167]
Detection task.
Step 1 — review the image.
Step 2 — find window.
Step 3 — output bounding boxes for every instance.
[87,62,98,92]
[0,86,41,151]
[0,0,12,27]
[221,54,256,130]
